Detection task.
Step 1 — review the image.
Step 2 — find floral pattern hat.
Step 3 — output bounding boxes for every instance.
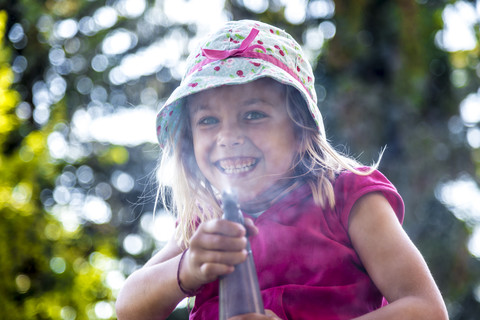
[156,19,325,147]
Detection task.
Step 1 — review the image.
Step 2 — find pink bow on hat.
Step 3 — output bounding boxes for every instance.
[202,28,266,60]
[188,28,266,76]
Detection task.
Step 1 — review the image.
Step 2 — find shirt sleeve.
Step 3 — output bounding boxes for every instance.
[334,167,405,232]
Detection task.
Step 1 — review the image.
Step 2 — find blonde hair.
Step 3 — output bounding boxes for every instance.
[157,81,381,248]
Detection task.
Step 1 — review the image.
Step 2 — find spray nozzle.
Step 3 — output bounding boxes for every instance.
[221,191,244,225]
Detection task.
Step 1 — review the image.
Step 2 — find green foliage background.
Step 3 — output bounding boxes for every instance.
[0,0,479,319]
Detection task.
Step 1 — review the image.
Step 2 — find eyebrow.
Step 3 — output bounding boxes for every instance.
[189,97,269,116]
[188,104,210,116]
[241,98,264,107]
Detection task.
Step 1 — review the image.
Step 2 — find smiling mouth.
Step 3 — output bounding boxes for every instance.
[216,157,258,175]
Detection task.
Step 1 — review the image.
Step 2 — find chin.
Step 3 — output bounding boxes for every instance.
[236,185,270,202]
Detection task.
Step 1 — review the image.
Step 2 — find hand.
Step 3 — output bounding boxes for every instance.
[179,218,258,292]
[228,309,281,320]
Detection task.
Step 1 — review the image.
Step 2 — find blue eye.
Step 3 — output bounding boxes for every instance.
[245,111,266,120]
[198,116,218,125]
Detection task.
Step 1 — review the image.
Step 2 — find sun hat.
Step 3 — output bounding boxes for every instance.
[156,19,325,147]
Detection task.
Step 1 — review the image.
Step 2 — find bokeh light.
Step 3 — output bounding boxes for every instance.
[8,23,24,43]
[116,0,147,18]
[284,0,307,24]
[54,19,78,39]
[243,0,268,14]
[308,0,335,18]
[94,301,114,319]
[82,195,112,224]
[50,257,67,274]
[91,54,109,72]
[436,1,479,52]
[123,234,144,255]
[140,211,176,243]
[111,170,134,193]
[460,92,480,126]
[60,306,77,320]
[15,274,31,293]
[102,29,137,56]
[93,7,118,30]
[436,175,480,228]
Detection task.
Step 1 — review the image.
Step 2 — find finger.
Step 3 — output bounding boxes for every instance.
[179,248,243,290]
[196,233,248,251]
[190,224,248,252]
[201,219,246,237]
[199,262,235,280]
[193,248,248,266]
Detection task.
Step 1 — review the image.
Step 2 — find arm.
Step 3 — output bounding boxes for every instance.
[116,218,257,320]
[115,235,185,320]
[348,192,448,320]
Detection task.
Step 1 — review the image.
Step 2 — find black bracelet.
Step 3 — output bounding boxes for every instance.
[177,249,200,297]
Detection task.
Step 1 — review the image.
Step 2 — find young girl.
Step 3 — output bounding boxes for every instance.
[115,20,448,320]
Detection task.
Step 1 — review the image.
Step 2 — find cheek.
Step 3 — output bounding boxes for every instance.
[264,138,298,171]
[192,138,205,165]
[192,134,213,176]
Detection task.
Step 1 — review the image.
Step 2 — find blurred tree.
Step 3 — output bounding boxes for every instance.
[0,0,479,319]
[321,1,480,316]
[0,8,118,320]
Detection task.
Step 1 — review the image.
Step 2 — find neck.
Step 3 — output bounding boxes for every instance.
[239,177,302,214]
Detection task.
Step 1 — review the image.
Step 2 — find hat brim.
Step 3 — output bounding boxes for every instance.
[156,57,325,147]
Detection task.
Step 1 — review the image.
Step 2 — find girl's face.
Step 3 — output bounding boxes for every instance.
[187,78,299,203]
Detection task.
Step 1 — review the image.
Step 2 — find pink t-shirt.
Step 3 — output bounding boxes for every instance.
[190,169,404,320]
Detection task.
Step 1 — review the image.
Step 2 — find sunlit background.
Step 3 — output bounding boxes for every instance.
[2,0,480,319]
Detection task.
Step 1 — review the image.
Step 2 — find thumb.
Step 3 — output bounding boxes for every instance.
[244,217,259,237]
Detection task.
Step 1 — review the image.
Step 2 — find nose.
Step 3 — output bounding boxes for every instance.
[217,123,244,148]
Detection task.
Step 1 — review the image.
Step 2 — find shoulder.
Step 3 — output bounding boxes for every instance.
[334,167,398,196]
[333,167,405,228]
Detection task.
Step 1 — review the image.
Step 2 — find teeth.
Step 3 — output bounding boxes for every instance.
[218,158,256,174]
